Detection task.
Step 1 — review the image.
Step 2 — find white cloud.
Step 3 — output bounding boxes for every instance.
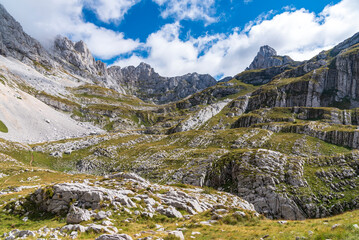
[0,0,140,59]
[153,0,217,24]
[1,0,359,78]
[84,0,140,23]
[114,0,359,78]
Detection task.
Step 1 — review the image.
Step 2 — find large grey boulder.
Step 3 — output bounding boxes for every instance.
[159,190,204,215]
[66,205,91,224]
[156,206,183,218]
[167,231,184,240]
[96,234,133,240]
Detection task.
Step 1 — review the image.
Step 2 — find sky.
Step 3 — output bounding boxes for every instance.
[1,0,359,79]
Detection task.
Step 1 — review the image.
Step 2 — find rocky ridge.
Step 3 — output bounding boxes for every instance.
[3,172,256,240]
[108,63,217,104]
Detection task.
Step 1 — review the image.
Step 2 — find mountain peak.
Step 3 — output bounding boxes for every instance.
[137,62,153,70]
[53,36,106,76]
[259,45,277,57]
[247,45,293,70]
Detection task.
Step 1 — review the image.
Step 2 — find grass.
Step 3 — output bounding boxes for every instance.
[0,74,6,85]
[340,43,359,56]
[37,91,80,110]
[0,131,359,239]
[32,60,51,72]
[2,181,359,240]
[0,120,8,133]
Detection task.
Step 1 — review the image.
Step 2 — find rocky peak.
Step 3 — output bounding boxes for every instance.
[108,63,216,104]
[259,45,277,58]
[0,3,52,67]
[53,36,74,52]
[74,40,89,54]
[135,62,156,77]
[53,36,106,77]
[247,45,293,70]
[137,62,152,70]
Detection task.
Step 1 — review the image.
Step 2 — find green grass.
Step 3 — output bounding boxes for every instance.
[37,91,80,109]
[32,60,51,72]
[0,120,8,133]
[0,74,6,85]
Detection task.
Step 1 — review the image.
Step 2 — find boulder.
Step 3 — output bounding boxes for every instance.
[96,234,133,240]
[66,205,91,224]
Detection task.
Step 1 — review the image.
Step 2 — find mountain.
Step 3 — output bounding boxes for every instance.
[3,3,359,239]
[108,63,216,104]
[0,4,52,68]
[235,46,299,85]
[0,4,216,105]
[245,34,359,111]
[247,45,294,70]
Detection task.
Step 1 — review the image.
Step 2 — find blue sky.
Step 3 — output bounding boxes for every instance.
[1,0,359,79]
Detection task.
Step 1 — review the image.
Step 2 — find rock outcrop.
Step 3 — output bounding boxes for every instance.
[9,172,255,219]
[171,99,231,132]
[206,149,306,220]
[206,149,359,220]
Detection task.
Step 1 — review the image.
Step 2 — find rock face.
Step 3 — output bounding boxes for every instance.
[330,32,359,56]
[53,36,107,79]
[247,46,294,70]
[206,149,306,220]
[206,148,359,220]
[171,99,231,132]
[0,4,52,68]
[108,63,217,104]
[244,33,359,111]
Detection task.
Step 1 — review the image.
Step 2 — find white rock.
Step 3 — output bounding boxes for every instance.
[95,234,133,240]
[168,231,184,240]
[66,205,91,224]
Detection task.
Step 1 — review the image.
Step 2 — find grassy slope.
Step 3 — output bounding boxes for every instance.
[1,155,359,240]
[0,120,8,133]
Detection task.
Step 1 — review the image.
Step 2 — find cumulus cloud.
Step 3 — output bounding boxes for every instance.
[114,0,359,78]
[0,0,140,59]
[1,0,359,78]
[84,0,140,23]
[153,0,217,24]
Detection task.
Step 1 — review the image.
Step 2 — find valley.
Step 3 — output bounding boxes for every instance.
[1,2,359,240]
